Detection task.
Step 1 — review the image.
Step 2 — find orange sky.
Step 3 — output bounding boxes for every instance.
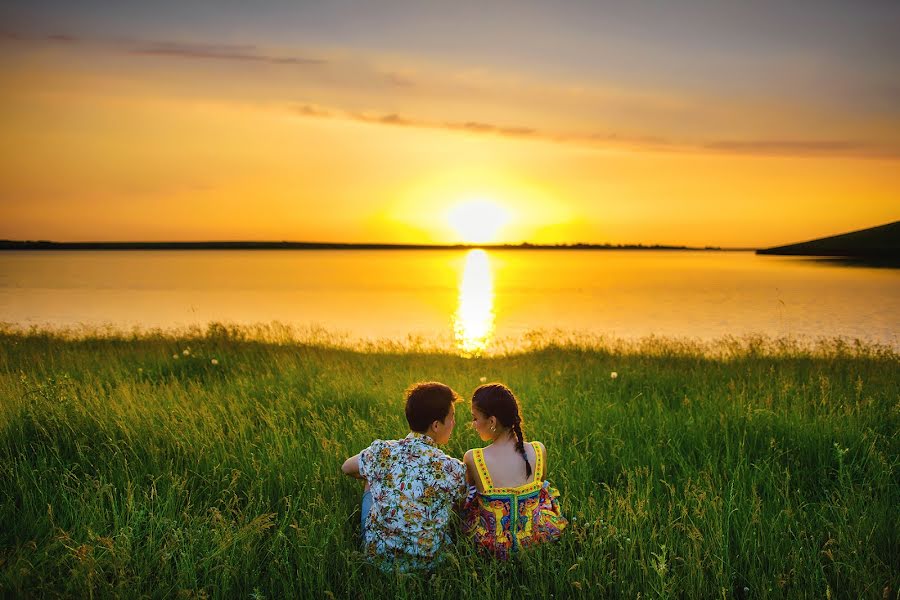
[1,3,899,247]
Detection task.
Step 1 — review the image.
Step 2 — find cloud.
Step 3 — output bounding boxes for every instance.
[291,103,899,159]
[702,139,883,157]
[130,41,326,66]
[346,112,416,127]
[382,72,415,87]
[46,34,77,43]
[5,29,411,90]
[5,28,898,160]
[442,121,536,137]
[302,108,540,141]
[293,104,332,118]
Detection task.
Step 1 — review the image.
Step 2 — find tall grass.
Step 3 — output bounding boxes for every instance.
[0,325,897,598]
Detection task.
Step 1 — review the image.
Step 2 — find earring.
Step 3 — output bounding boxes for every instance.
[490,425,496,432]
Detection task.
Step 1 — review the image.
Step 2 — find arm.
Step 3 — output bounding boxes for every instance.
[341,453,364,479]
[463,450,476,488]
[537,442,548,480]
[453,451,476,511]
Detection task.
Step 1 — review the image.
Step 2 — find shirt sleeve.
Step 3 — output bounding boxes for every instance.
[357,439,386,481]
[445,457,468,502]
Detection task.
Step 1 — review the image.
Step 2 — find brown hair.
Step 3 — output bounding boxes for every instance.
[472,383,532,478]
[405,382,459,433]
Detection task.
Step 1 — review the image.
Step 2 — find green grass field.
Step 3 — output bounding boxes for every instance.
[1,325,898,599]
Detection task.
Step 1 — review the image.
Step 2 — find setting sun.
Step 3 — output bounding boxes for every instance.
[446,200,511,244]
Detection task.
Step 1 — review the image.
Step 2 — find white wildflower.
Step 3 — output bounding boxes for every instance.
[211,358,219,365]
[182,349,190,356]
[479,376,487,383]
[610,371,618,379]
[172,354,179,359]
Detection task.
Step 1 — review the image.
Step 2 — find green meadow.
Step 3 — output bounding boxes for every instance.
[1,326,897,599]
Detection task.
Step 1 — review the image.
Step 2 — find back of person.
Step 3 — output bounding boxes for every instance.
[462,383,567,559]
[341,382,467,571]
[359,432,466,569]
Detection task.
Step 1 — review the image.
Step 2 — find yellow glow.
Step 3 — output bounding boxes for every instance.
[2,49,899,247]
[453,249,495,356]
[446,199,510,244]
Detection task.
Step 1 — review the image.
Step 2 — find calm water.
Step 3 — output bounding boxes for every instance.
[0,250,897,352]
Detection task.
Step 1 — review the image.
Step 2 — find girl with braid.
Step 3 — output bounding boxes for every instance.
[462,383,567,559]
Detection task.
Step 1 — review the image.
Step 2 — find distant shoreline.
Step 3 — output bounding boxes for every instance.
[0,240,751,251]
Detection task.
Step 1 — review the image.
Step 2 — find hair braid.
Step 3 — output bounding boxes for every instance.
[511,420,532,479]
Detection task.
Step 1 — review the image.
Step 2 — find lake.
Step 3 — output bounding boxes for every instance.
[0,249,897,352]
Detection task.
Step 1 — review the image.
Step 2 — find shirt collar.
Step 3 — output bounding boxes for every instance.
[406,431,437,447]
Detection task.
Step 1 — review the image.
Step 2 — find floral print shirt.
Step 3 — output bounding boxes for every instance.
[357,432,467,571]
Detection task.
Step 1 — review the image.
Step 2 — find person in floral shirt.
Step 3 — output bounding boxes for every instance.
[341,382,468,571]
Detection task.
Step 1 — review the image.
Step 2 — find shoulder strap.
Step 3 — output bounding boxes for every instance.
[531,441,543,481]
[472,448,494,491]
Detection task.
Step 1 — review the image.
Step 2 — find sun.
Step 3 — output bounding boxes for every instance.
[446,199,510,244]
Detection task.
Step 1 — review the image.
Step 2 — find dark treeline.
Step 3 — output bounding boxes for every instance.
[0,240,731,251]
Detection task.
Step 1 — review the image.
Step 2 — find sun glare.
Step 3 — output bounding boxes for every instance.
[453,249,495,356]
[447,199,510,244]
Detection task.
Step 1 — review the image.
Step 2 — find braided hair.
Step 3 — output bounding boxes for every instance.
[472,383,532,479]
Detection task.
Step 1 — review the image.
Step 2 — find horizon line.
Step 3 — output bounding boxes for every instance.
[0,240,758,251]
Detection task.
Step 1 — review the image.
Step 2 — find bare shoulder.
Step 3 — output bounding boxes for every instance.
[463,449,477,480]
[533,441,548,478]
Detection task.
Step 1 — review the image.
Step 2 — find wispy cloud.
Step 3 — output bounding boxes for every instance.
[445,121,536,137]
[294,104,332,118]
[382,72,414,87]
[5,28,899,160]
[8,30,412,91]
[305,106,539,141]
[46,33,77,43]
[291,104,898,159]
[130,41,326,66]
[702,139,882,157]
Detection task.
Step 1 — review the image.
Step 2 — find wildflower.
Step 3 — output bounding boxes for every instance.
[138,367,143,373]
[172,354,179,359]
[555,370,562,376]
[182,349,190,356]
[479,376,487,383]
[611,371,618,379]
[211,358,219,365]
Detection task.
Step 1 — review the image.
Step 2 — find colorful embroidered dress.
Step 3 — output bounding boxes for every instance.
[463,441,567,559]
[357,432,467,571]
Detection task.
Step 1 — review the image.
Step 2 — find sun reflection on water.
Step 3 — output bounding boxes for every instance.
[453,249,495,356]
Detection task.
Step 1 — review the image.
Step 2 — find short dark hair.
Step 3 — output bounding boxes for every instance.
[405,382,459,432]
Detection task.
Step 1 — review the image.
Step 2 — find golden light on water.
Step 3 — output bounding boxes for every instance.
[453,249,495,356]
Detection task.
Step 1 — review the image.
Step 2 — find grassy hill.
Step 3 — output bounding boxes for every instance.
[757,221,900,257]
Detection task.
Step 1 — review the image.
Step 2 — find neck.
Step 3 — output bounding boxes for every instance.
[491,430,517,445]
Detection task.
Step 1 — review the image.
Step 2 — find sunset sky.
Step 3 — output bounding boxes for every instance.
[1,1,898,247]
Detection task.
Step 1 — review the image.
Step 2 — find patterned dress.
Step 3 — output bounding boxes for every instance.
[463,441,567,559]
[357,432,467,571]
